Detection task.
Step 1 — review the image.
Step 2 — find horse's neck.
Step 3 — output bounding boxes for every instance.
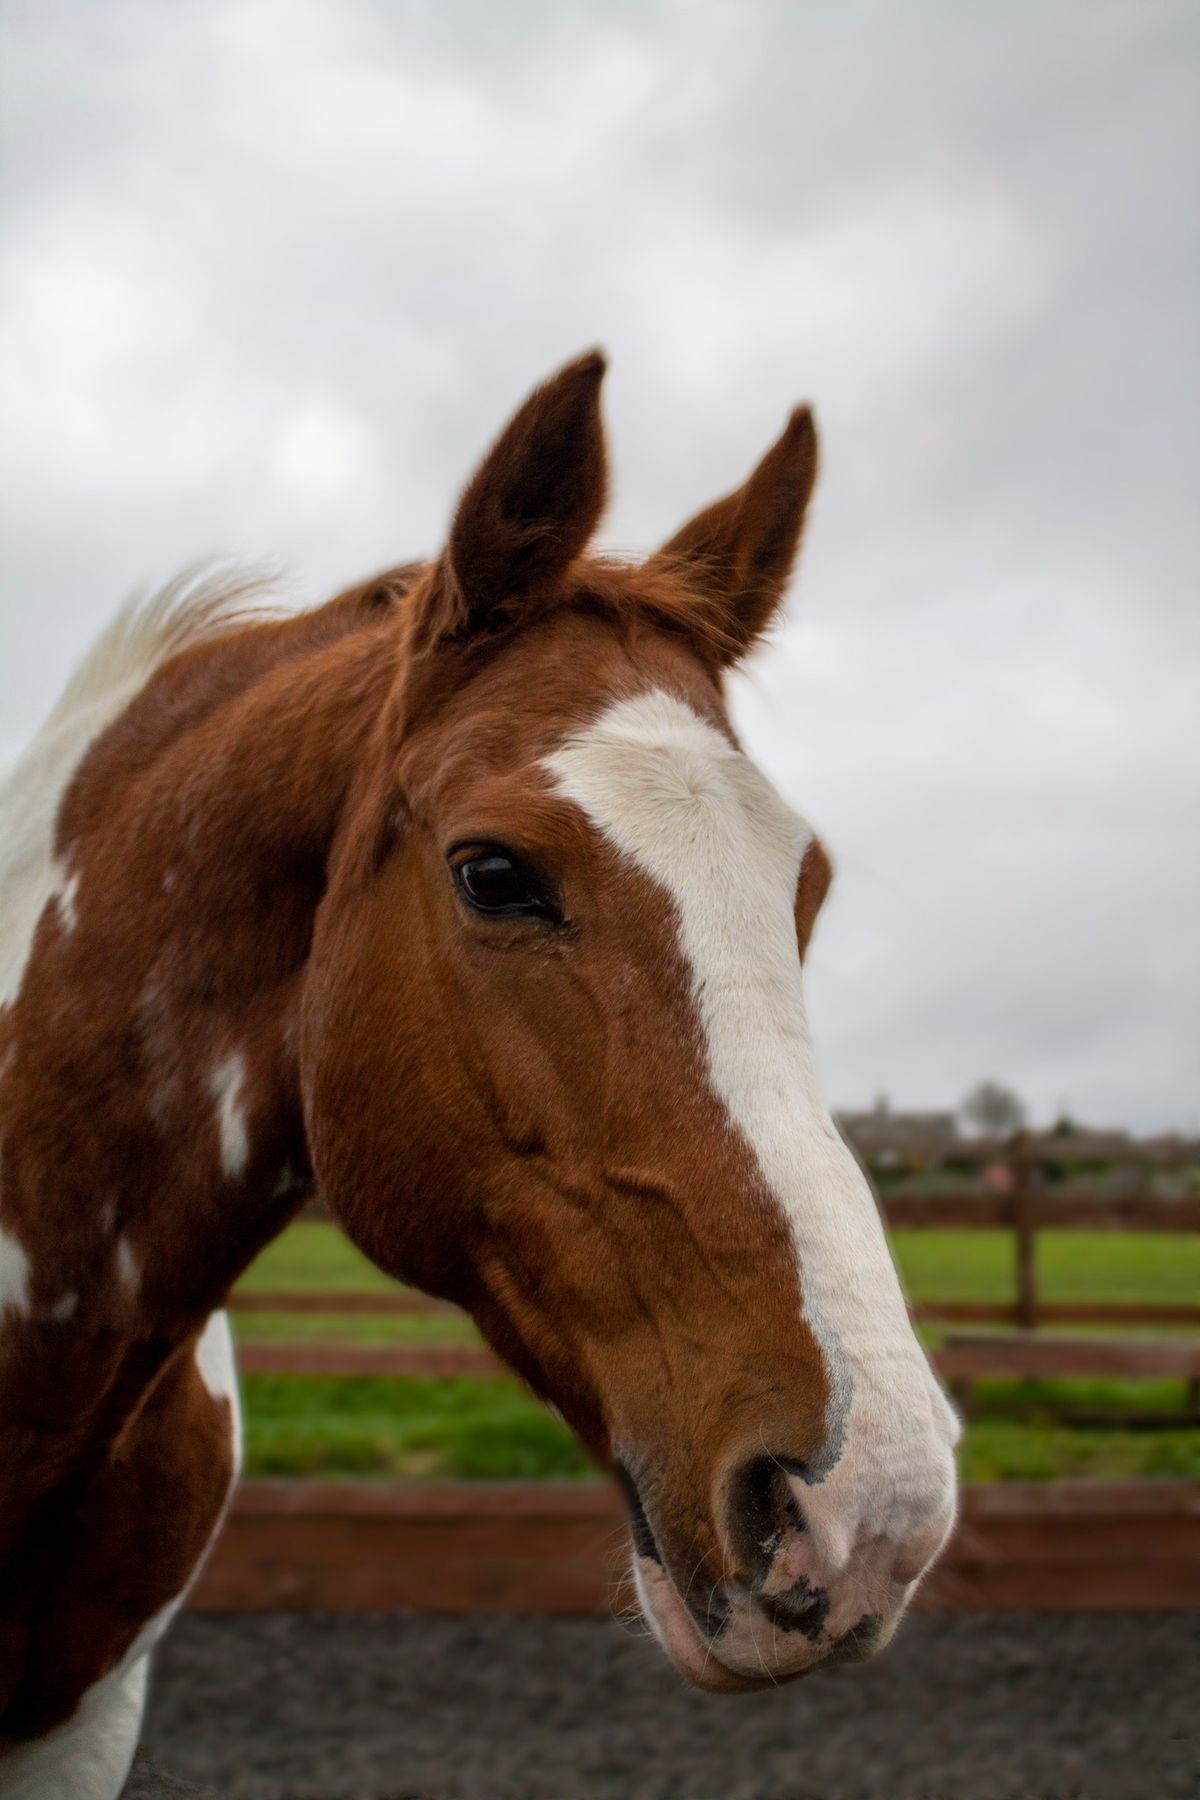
[0,608,397,1466]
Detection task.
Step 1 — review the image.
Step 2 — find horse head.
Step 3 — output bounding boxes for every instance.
[301,353,959,1689]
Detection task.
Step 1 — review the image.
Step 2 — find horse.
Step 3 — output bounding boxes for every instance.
[0,351,958,1796]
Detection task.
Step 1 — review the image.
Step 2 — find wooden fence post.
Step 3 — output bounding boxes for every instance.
[1011,1131,1039,1331]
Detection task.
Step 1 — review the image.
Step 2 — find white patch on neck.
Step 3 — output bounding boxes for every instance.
[0,1650,149,1800]
[0,719,103,1010]
[0,1311,242,1796]
[273,1160,306,1200]
[545,691,957,1563]
[114,1234,140,1297]
[194,1309,244,1472]
[0,1224,32,1320]
[209,1051,250,1181]
[55,862,81,933]
[0,696,142,1012]
[1,567,278,1015]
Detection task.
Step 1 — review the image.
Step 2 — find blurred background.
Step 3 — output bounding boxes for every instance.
[2,5,1197,1798]
[3,0,1197,1130]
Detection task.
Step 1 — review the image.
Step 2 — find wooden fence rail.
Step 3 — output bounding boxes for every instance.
[233,1156,1200,1419]
[233,1335,1200,1386]
[296,1189,1200,1234]
[192,1479,1200,1615]
[877,1191,1200,1232]
[243,1170,1200,1339]
[208,1138,1200,1614]
[229,1291,1200,1329]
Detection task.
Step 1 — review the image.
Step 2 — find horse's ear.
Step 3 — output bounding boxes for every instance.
[655,406,818,665]
[416,350,608,647]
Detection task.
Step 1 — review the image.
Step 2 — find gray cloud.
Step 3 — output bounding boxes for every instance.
[1,0,1196,1128]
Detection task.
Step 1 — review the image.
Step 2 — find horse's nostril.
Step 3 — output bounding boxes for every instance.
[724,1454,806,1580]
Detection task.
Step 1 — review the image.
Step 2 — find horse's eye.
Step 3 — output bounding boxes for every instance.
[454,853,558,921]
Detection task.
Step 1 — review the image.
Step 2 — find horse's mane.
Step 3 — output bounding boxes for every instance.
[571,556,743,663]
[13,550,734,789]
[35,564,284,745]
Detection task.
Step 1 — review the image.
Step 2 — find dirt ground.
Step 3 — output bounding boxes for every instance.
[127,1611,1197,1800]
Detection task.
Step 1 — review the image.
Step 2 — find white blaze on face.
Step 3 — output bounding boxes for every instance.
[545,690,957,1585]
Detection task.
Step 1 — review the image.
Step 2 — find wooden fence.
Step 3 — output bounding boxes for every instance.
[204,1130,1199,1612]
[193,1479,1200,1614]
[274,1127,1200,1337]
[233,1135,1200,1413]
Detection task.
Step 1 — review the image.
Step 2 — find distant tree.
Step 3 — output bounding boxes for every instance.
[960,1080,1027,1135]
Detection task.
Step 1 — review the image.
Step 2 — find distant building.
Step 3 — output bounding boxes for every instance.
[836,1095,959,1156]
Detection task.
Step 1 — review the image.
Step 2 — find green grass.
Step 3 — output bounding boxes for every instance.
[963,1375,1200,1479]
[232,1223,478,1342]
[234,1222,1200,1484]
[239,1222,1200,1315]
[238,1372,1200,1484]
[235,1310,480,1344]
[242,1375,592,1481]
[238,1223,395,1292]
[891,1228,1200,1307]
[961,1416,1200,1481]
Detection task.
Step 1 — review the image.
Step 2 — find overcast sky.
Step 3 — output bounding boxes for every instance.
[1,1,1196,1130]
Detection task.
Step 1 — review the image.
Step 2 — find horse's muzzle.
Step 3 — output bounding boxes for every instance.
[618,1438,957,1691]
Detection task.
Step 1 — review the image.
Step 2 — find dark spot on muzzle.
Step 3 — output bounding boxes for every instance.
[756,1579,831,1641]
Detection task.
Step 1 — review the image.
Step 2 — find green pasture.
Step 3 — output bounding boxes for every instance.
[233,1222,1200,1484]
[896,1228,1200,1308]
